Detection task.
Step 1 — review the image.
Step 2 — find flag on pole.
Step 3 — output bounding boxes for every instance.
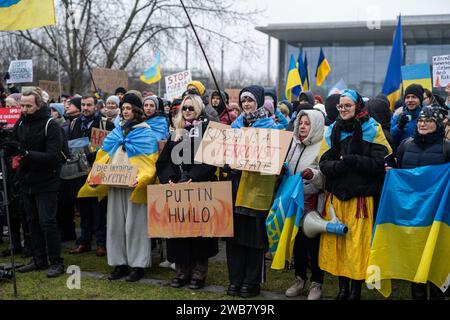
[382,15,403,110]
[315,48,331,87]
[140,51,161,84]
[303,52,310,91]
[0,0,56,31]
[297,50,309,93]
[284,54,302,102]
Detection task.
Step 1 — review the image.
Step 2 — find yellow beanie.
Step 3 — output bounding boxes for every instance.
[187,80,206,95]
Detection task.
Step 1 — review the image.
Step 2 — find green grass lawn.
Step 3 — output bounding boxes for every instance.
[0,239,415,300]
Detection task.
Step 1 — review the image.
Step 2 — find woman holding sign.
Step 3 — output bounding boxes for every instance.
[156,94,218,290]
[225,85,278,298]
[318,89,392,300]
[79,93,159,282]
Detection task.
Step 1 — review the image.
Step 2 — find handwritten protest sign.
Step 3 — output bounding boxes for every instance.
[147,181,233,238]
[432,55,450,88]
[39,80,61,102]
[89,164,138,187]
[0,108,21,128]
[194,122,293,175]
[90,127,110,149]
[91,68,128,94]
[7,60,33,84]
[165,70,192,100]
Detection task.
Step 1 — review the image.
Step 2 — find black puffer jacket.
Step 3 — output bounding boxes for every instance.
[397,133,449,169]
[319,138,388,201]
[367,98,395,151]
[13,106,63,194]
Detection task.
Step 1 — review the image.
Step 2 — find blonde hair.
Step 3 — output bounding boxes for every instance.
[172,95,204,142]
[277,103,290,118]
[5,97,20,108]
[22,87,44,108]
[173,95,204,130]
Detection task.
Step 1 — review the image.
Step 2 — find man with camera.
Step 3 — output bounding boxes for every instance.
[67,94,114,256]
[3,87,65,278]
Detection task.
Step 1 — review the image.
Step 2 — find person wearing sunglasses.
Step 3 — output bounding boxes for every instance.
[156,94,218,290]
[318,89,392,300]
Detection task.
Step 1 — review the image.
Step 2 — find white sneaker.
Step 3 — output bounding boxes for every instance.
[285,276,305,297]
[158,260,172,268]
[170,263,176,271]
[307,282,322,300]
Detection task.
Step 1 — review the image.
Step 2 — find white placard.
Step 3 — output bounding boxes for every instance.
[7,60,33,84]
[165,70,192,100]
[432,54,450,88]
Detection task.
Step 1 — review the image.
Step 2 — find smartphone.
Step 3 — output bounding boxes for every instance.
[384,154,398,168]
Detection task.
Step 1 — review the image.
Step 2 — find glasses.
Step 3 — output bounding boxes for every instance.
[418,118,435,125]
[182,106,195,112]
[336,103,355,111]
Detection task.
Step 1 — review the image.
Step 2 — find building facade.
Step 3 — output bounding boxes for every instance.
[256,14,450,98]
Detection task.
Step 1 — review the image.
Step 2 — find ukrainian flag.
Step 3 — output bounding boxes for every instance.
[367,163,450,297]
[303,52,310,91]
[315,48,331,87]
[78,124,159,204]
[382,15,403,110]
[297,50,309,92]
[140,51,161,84]
[0,0,56,31]
[285,54,302,102]
[266,168,304,270]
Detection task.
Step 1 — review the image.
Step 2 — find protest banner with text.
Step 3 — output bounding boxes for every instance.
[432,54,450,88]
[147,181,233,238]
[165,70,192,100]
[194,122,293,175]
[88,163,138,187]
[0,108,21,128]
[7,60,33,84]
[90,127,110,150]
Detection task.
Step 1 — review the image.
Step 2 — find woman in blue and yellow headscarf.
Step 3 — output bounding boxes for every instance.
[318,89,392,300]
[78,93,159,282]
[226,85,279,299]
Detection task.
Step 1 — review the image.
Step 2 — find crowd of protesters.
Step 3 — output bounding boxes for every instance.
[0,78,449,300]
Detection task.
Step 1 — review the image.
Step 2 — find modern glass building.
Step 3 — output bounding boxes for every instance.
[256,14,450,98]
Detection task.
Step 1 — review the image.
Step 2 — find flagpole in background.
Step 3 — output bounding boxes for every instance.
[53,26,63,100]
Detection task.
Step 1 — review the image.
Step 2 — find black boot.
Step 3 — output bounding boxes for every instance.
[108,265,130,280]
[411,283,427,300]
[429,283,445,301]
[125,267,144,282]
[348,280,363,300]
[335,277,350,300]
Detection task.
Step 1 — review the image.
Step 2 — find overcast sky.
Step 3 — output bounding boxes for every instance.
[182,0,450,82]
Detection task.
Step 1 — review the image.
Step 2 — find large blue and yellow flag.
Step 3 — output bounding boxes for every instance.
[266,168,304,270]
[78,124,159,204]
[367,163,450,297]
[284,54,302,102]
[315,48,331,87]
[140,51,161,84]
[297,50,309,93]
[303,52,310,91]
[382,15,403,110]
[0,0,56,31]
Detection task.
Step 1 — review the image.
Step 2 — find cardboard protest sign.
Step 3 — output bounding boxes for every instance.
[90,127,110,149]
[89,164,138,187]
[7,60,33,84]
[91,68,128,94]
[165,70,192,100]
[432,55,450,88]
[147,181,233,238]
[194,122,293,175]
[0,108,21,128]
[39,80,61,102]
